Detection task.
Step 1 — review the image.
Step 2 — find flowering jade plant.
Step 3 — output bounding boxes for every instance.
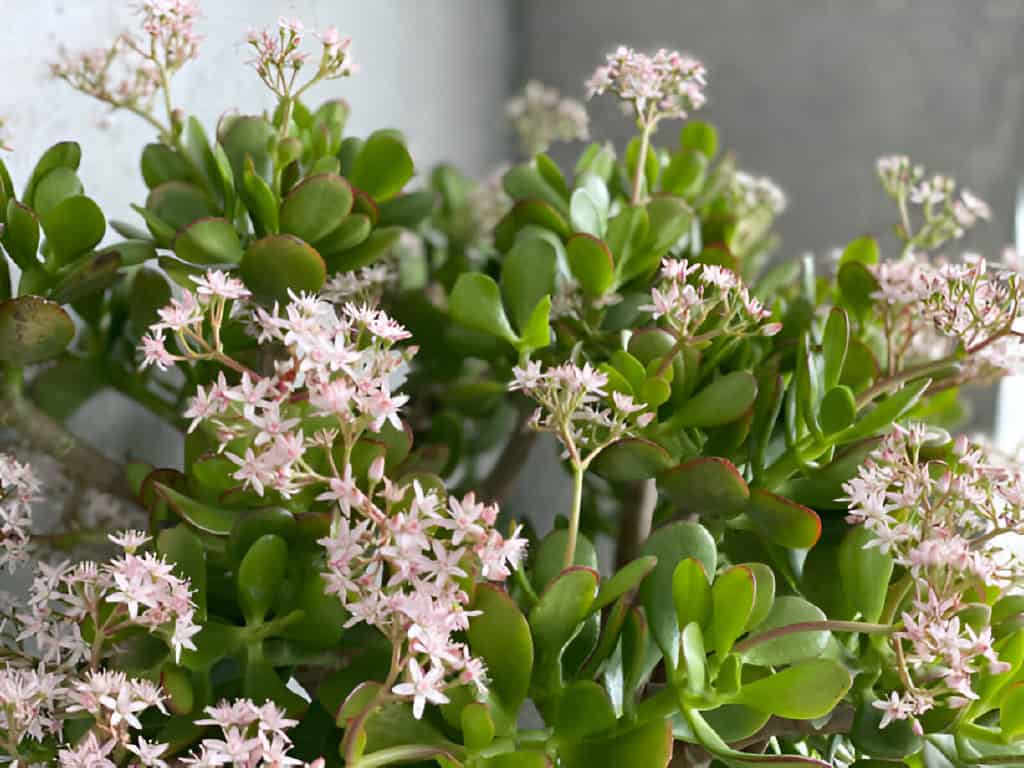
[4,6,1024,768]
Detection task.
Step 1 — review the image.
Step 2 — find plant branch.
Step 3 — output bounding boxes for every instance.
[0,367,134,502]
[616,477,658,567]
[732,620,893,654]
[479,406,539,504]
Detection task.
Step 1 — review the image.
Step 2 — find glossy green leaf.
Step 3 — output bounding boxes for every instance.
[468,585,533,725]
[378,190,436,228]
[449,273,517,344]
[838,378,931,442]
[708,565,755,658]
[643,196,692,255]
[326,226,401,272]
[593,556,658,612]
[220,115,276,183]
[31,166,83,217]
[173,217,243,265]
[837,261,879,317]
[529,566,599,654]
[591,438,673,482]
[49,248,122,304]
[241,155,279,236]
[23,141,81,206]
[531,530,598,594]
[822,307,850,389]
[683,707,830,767]
[734,659,852,719]
[839,236,880,267]
[318,213,371,257]
[838,526,893,623]
[516,295,551,353]
[566,234,614,297]
[639,521,717,669]
[141,143,193,189]
[279,569,348,650]
[40,195,105,265]
[741,596,828,667]
[747,488,821,549]
[503,163,568,216]
[661,149,707,197]
[681,621,708,695]
[350,132,414,201]
[671,371,758,428]
[569,175,609,237]
[157,525,207,622]
[153,482,236,535]
[3,201,40,268]
[243,659,308,716]
[160,663,195,715]
[743,563,776,632]
[555,681,617,742]
[237,533,288,624]
[560,718,672,768]
[481,753,551,768]
[680,121,719,158]
[0,297,74,364]
[661,457,750,519]
[850,693,923,759]
[673,558,712,632]
[461,701,496,751]
[30,358,104,421]
[280,173,353,244]
[819,385,856,434]
[130,268,173,335]
[501,236,557,333]
[241,234,326,303]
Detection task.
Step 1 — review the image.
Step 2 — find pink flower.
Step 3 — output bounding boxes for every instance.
[392,659,450,719]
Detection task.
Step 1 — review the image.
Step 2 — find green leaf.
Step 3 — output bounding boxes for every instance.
[1001,683,1024,739]
[681,621,708,695]
[481,753,551,768]
[516,295,551,353]
[683,707,831,767]
[280,173,353,245]
[819,385,856,434]
[243,659,308,717]
[747,489,821,549]
[529,566,598,655]
[449,273,516,344]
[555,681,617,741]
[158,525,207,622]
[590,438,673,482]
[741,596,828,667]
[839,236,879,267]
[3,201,40,269]
[640,521,717,669]
[778,439,880,510]
[160,663,195,715]
[593,556,658,612]
[680,121,719,158]
[673,558,712,631]
[643,196,692,255]
[734,659,852,719]
[130,268,172,336]
[179,621,242,671]
[349,132,414,201]
[0,297,74,364]
[850,694,923,759]
[839,526,893,623]
[153,482,236,535]
[141,143,193,189]
[30,358,104,421]
[325,226,401,272]
[461,701,496,751]
[220,115,276,183]
[31,166,83,217]
[837,261,879,317]
[662,149,707,197]
[378,190,436,228]
[531,529,598,594]
[228,507,297,565]
[241,155,279,236]
[145,181,217,233]
[671,372,758,428]
[468,585,533,728]
[838,378,931,442]
[569,176,609,237]
[661,457,750,520]
[318,213,372,257]
[822,308,850,390]
[237,533,288,624]
[240,234,326,303]
[503,164,568,216]
[560,718,672,768]
[279,569,348,650]
[49,248,122,305]
[173,217,243,265]
[501,236,557,333]
[566,234,614,298]
[707,566,755,658]
[23,141,81,206]
[40,196,106,265]
[743,563,776,632]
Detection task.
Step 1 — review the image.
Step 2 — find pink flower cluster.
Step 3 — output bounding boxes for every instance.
[731,170,788,216]
[876,155,990,248]
[511,361,653,467]
[320,481,527,718]
[869,252,1024,377]
[842,425,1023,730]
[179,698,323,767]
[0,452,39,572]
[506,80,590,156]
[247,17,356,100]
[137,0,203,71]
[641,258,781,342]
[586,46,707,125]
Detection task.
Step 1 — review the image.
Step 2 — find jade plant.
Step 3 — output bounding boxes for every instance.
[2,5,1024,768]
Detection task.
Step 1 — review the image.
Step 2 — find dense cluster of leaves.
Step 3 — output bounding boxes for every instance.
[3,10,1024,768]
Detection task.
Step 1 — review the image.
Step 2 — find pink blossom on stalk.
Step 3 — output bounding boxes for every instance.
[0,452,40,571]
[586,46,707,124]
[506,80,590,156]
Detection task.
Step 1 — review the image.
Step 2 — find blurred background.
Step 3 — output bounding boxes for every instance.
[2,0,1024,522]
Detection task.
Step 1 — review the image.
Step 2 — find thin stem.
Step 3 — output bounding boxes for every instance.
[732,620,893,654]
[631,119,653,205]
[616,478,657,568]
[564,462,585,568]
[354,745,462,768]
[855,355,957,407]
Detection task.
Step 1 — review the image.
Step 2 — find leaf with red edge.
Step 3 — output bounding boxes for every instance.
[747,488,821,549]
[661,457,750,519]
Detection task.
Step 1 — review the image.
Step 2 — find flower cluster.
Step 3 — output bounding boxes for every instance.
[730,170,788,216]
[511,361,653,467]
[320,481,527,718]
[642,258,781,342]
[179,699,323,767]
[51,0,201,115]
[506,80,590,156]
[247,17,356,101]
[0,453,39,572]
[869,252,1024,377]
[0,117,12,152]
[842,425,1023,730]
[0,665,65,755]
[876,155,990,249]
[586,46,707,126]
[321,263,395,305]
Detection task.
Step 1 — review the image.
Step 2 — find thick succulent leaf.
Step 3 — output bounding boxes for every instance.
[500,236,557,334]
[661,457,749,520]
[559,718,672,768]
[468,585,533,728]
[670,372,758,428]
[173,217,243,265]
[241,234,326,303]
[838,526,893,623]
[279,173,353,244]
[592,556,658,612]
[741,596,829,667]
[734,658,852,719]
[449,273,517,345]
[349,132,414,201]
[566,233,614,298]
[0,296,74,364]
[236,533,289,624]
[591,438,673,482]
[746,488,821,549]
[40,195,106,265]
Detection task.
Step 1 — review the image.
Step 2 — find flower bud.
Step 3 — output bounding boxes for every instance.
[368,455,386,484]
